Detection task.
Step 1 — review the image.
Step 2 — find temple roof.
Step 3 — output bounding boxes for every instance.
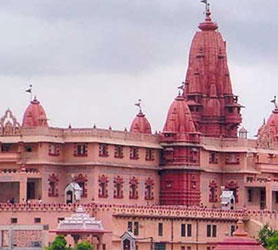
[162,94,198,142]
[22,97,48,128]
[52,206,110,234]
[214,220,265,250]
[130,111,152,134]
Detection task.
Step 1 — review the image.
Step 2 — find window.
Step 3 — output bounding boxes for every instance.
[98,175,108,198]
[129,177,138,199]
[128,221,133,232]
[145,149,154,161]
[207,224,217,237]
[212,225,217,237]
[225,153,240,164]
[49,143,60,156]
[181,224,192,237]
[181,247,185,250]
[74,144,88,156]
[25,146,33,152]
[209,152,218,164]
[114,145,123,158]
[230,225,236,236]
[145,178,154,200]
[48,174,58,197]
[134,221,139,236]
[181,224,186,237]
[34,217,41,223]
[187,224,192,237]
[130,147,139,160]
[248,189,253,202]
[276,192,278,203]
[1,144,10,152]
[99,144,109,157]
[114,176,124,199]
[207,225,211,237]
[11,218,17,224]
[158,223,163,236]
[187,247,191,250]
[74,174,88,198]
[209,180,218,203]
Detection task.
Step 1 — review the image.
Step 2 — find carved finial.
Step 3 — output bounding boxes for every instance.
[271,96,278,110]
[135,99,142,113]
[178,81,186,95]
[201,0,210,16]
[109,125,112,130]
[25,84,33,102]
[68,123,72,129]
[93,124,96,129]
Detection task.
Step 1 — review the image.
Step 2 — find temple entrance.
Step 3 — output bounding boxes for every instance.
[66,190,73,204]
[260,189,266,210]
[123,239,131,250]
[27,178,42,201]
[0,182,19,203]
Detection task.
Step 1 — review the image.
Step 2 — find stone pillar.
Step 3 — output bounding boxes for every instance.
[266,183,273,211]
[19,177,27,203]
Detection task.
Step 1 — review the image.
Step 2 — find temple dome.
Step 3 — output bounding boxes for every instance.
[22,97,48,128]
[162,94,198,142]
[130,111,152,134]
[257,108,278,143]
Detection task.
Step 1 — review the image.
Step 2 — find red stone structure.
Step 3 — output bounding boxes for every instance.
[0,3,277,250]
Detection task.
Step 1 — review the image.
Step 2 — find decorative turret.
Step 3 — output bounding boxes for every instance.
[183,3,242,138]
[22,97,48,128]
[130,111,152,134]
[161,94,200,143]
[130,100,152,134]
[257,97,278,148]
[160,94,201,206]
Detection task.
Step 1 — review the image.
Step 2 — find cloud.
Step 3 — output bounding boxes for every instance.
[0,0,276,137]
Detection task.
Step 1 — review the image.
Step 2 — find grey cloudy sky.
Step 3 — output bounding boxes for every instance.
[0,0,277,137]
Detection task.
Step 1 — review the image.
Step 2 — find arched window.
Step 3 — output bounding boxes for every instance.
[129,177,138,199]
[225,180,239,203]
[48,174,58,197]
[74,174,88,198]
[98,175,108,198]
[209,180,218,203]
[145,178,154,200]
[114,176,124,199]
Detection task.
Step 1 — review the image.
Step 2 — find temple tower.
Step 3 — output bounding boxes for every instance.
[183,5,242,137]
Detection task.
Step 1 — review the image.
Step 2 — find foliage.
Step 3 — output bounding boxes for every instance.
[45,235,72,250]
[267,231,278,250]
[258,224,275,248]
[74,241,93,250]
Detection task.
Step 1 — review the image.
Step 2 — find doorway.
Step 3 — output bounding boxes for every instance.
[66,190,73,204]
[123,239,131,250]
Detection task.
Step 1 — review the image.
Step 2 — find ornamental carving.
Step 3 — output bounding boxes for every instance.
[0,109,21,136]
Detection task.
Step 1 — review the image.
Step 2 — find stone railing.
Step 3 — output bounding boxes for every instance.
[0,203,277,221]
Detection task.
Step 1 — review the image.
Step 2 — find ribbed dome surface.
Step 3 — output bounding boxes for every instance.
[130,111,152,134]
[163,95,196,135]
[22,97,48,128]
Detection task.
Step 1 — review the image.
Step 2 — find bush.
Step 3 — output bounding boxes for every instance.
[45,235,72,250]
[75,241,93,250]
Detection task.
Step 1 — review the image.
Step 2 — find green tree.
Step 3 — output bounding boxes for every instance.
[45,235,72,250]
[75,241,93,250]
[267,231,278,250]
[258,224,275,248]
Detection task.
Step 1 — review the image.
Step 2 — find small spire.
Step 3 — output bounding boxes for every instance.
[135,99,142,113]
[93,124,96,129]
[271,96,278,110]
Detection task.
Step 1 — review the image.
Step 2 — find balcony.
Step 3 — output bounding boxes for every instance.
[0,152,19,162]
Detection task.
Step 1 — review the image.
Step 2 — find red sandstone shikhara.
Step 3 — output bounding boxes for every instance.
[0,4,275,250]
